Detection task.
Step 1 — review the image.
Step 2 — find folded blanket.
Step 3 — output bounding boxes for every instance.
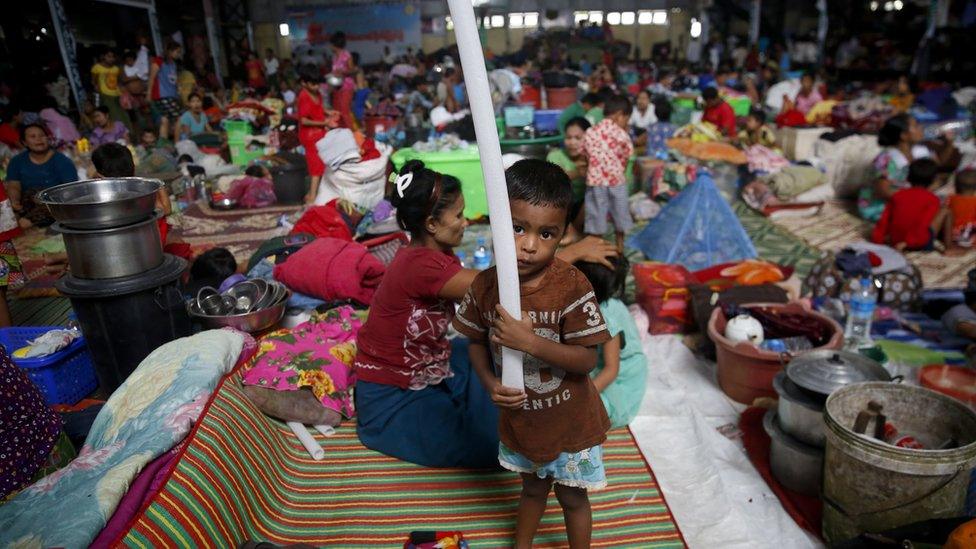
[274,237,385,305]
[0,329,252,549]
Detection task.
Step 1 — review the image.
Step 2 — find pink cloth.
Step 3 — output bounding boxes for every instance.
[40,108,81,144]
[241,306,361,417]
[745,145,790,174]
[227,176,276,208]
[795,90,823,115]
[273,237,385,304]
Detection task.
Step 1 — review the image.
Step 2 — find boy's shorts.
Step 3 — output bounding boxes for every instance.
[584,184,633,235]
[499,443,607,490]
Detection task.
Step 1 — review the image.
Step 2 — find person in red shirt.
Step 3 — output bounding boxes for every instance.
[871,158,947,251]
[296,66,329,204]
[702,86,737,138]
[0,104,22,150]
[244,50,266,90]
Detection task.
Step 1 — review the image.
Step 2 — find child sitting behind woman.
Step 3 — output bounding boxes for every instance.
[453,159,612,549]
[871,158,946,252]
[574,256,648,428]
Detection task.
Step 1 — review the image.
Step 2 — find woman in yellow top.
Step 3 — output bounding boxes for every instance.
[91,48,133,132]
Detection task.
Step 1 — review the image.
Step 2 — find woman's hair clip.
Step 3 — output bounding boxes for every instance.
[394,172,414,198]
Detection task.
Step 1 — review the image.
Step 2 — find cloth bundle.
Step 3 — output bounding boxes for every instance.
[227,176,277,208]
[666,138,747,164]
[242,306,362,418]
[273,237,385,305]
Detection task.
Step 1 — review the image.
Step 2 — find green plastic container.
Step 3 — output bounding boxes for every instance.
[672,97,697,111]
[728,96,752,117]
[228,136,264,167]
[391,146,488,219]
[224,119,252,140]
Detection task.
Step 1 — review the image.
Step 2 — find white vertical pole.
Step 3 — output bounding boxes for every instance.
[447,0,525,392]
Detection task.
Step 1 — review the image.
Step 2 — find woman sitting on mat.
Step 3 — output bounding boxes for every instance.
[353,161,618,468]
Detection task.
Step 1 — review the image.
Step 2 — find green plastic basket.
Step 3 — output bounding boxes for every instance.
[229,136,264,166]
[224,119,252,140]
[728,96,752,117]
[391,146,488,219]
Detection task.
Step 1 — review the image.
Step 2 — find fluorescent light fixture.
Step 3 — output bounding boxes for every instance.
[279,23,290,36]
[690,19,702,38]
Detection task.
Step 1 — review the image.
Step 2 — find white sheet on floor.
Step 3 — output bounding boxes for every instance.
[630,335,824,549]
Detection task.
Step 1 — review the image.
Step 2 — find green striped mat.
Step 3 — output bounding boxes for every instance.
[9,296,72,327]
[122,375,685,548]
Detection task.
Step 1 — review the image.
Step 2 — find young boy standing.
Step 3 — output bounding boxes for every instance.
[583,94,634,252]
[453,159,611,549]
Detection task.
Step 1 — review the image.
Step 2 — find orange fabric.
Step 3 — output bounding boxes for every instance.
[666,138,748,164]
[949,194,976,231]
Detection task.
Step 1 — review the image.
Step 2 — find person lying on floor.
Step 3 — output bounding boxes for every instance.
[353,160,619,469]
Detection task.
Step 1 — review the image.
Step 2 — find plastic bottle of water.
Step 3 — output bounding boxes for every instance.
[844,277,877,350]
[473,238,492,270]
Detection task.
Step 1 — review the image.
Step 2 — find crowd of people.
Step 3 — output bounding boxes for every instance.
[1,24,975,546]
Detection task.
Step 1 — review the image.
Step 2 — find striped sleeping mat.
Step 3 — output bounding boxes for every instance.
[121,375,685,548]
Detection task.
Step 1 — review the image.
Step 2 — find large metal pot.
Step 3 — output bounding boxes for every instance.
[38,177,162,230]
[53,214,163,279]
[764,409,823,496]
[773,371,826,447]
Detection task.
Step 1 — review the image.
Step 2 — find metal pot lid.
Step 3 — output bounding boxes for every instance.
[786,349,891,396]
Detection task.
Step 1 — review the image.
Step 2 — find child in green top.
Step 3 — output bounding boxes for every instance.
[575,256,648,428]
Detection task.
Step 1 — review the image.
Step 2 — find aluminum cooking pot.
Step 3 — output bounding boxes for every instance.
[38,177,163,230]
[774,371,826,447]
[52,214,163,279]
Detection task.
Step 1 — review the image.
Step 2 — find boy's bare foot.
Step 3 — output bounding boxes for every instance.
[18,217,33,230]
[894,242,907,252]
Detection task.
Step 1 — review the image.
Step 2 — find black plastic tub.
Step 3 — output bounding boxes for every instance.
[56,254,192,393]
[270,163,309,205]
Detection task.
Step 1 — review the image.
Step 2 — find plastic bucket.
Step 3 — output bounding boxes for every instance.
[545,87,578,110]
[56,255,192,394]
[822,382,976,543]
[708,302,843,404]
[269,163,308,205]
[518,85,542,109]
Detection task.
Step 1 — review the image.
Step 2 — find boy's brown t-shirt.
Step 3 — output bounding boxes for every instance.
[453,259,611,463]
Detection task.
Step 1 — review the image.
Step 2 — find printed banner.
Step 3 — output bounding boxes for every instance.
[287,3,421,64]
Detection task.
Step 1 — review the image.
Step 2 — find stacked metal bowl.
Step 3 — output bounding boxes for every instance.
[186,279,290,333]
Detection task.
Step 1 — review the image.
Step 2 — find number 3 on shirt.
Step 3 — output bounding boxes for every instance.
[583,301,601,327]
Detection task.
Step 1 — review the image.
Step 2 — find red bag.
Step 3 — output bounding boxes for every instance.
[633,262,697,334]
